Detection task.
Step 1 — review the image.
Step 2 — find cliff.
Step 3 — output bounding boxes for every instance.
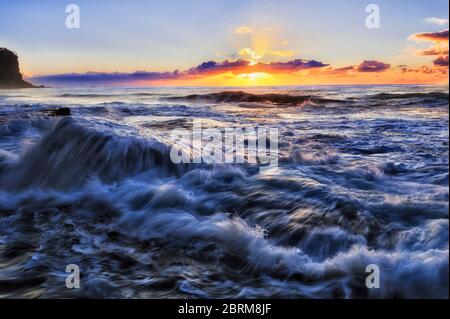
[0,48,36,88]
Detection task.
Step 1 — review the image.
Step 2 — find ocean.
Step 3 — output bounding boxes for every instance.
[0,85,448,298]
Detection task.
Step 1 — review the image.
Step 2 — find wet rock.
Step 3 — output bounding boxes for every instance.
[44,107,71,117]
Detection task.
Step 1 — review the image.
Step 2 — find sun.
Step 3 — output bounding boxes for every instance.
[228,72,278,86]
[236,72,269,80]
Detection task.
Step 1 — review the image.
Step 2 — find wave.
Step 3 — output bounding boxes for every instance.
[0,85,448,298]
[0,117,186,190]
[59,93,158,98]
[166,91,348,106]
[1,172,445,298]
[369,92,449,101]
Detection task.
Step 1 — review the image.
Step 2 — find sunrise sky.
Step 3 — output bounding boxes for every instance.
[0,0,448,86]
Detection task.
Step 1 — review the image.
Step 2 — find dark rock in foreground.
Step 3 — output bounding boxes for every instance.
[43,107,71,117]
[0,48,37,89]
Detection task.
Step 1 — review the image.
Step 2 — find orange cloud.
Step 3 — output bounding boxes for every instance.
[411,29,449,42]
[325,66,355,77]
[418,47,449,56]
[31,53,448,87]
[408,28,449,69]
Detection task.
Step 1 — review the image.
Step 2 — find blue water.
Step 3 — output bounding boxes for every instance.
[0,85,448,298]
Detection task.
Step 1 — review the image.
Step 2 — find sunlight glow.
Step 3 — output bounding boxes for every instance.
[237,72,269,80]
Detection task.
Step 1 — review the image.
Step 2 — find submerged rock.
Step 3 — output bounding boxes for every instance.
[43,107,71,117]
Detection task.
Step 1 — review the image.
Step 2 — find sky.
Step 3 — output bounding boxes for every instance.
[0,0,448,86]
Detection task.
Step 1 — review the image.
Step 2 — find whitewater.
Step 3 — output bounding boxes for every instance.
[0,85,448,298]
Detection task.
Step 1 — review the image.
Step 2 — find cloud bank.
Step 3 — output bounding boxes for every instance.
[32,58,329,85]
[327,60,391,75]
[409,28,449,69]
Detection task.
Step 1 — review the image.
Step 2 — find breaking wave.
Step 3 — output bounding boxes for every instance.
[166,91,347,106]
[369,92,449,101]
[0,85,448,299]
[0,118,185,190]
[59,93,159,98]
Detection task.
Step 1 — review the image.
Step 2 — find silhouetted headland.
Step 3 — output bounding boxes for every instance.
[0,48,39,89]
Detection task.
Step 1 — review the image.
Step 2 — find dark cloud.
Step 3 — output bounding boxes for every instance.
[187,60,248,75]
[188,58,328,74]
[356,60,391,72]
[326,61,391,74]
[433,55,449,67]
[418,47,449,56]
[33,70,182,86]
[413,29,449,42]
[263,59,328,71]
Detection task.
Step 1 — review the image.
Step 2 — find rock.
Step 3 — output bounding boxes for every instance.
[43,107,71,117]
[0,48,37,89]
